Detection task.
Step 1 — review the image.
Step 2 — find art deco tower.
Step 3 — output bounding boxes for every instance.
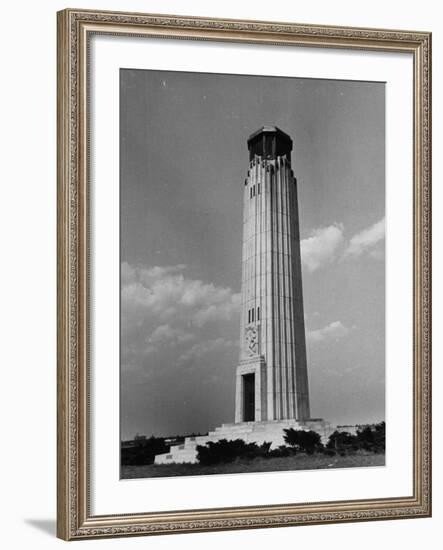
[155,127,320,465]
[235,126,310,423]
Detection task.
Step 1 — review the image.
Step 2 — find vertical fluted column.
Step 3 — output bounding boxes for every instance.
[264,163,274,419]
[237,127,310,424]
[290,175,310,419]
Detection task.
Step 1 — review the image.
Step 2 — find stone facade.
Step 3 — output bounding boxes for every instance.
[236,127,310,422]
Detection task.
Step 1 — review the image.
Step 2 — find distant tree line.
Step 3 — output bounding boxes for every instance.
[197,439,271,465]
[121,423,385,466]
[121,436,169,466]
[326,422,385,455]
[196,422,385,465]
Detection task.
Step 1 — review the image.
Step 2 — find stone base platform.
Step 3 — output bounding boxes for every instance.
[154,419,333,465]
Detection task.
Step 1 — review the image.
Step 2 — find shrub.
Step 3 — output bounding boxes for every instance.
[283,429,323,454]
[327,422,386,455]
[121,436,169,465]
[326,431,359,453]
[324,448,336,457]
[373,421,386,452]
[268,445,297,458]
[356,421,385,453]
[196,439,271,465]
[356,426,375,450]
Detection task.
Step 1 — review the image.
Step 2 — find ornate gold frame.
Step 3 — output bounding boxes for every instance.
[57,8,432,540]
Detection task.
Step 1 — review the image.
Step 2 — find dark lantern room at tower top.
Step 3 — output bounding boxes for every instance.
[247,125,293,162]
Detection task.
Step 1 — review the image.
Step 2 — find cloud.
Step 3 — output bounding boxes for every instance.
[301,223,344,272]
[148,324,192,344]
[122,262,240,327]
[143,324,194,356]
[344,217,385,258]
[307,321,350,344]
[146,324,194,350]
[121,262,186,286]
[121,262,240,369]
[300,217,385,272]
[178,338,235,364]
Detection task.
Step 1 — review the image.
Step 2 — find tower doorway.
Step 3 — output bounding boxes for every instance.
[243,373,255,421]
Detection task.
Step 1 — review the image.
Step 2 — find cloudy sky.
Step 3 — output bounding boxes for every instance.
[120,69,385,440]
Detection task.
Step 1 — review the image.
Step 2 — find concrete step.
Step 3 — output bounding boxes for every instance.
[155,449,198,464]
[154,419,333,464]
[211,429,254,437]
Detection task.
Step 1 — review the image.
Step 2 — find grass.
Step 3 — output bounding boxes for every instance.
[121,452,385,479]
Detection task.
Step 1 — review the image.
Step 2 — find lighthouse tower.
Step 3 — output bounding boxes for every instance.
[154,127,331,465]
[235,126,310,423]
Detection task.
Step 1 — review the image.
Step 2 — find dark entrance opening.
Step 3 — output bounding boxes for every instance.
[243,373,255,421]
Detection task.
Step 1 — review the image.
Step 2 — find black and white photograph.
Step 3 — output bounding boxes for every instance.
[120,69,386,479]
[1,0,437,546]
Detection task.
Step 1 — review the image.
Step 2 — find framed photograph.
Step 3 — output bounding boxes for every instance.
[57,8,431,540]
